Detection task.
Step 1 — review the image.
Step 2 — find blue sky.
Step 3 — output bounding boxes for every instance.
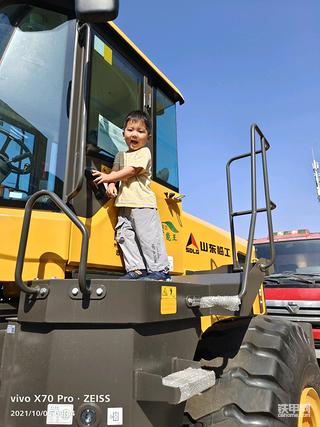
[116,0,320,239]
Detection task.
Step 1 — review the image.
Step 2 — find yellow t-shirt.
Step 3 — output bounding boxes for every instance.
[114,147,157,208]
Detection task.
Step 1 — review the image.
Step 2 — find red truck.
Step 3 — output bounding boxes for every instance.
[254,229,320,358]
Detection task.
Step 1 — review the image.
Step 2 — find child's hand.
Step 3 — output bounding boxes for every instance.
[107,183,117,198]
[92,170,110,184]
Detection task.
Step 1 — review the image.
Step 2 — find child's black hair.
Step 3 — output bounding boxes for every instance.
[123,110,152,134]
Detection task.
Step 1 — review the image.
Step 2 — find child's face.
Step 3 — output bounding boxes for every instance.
[123,119,150,151]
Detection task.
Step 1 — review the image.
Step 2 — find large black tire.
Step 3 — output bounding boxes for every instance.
[183,316,320,427]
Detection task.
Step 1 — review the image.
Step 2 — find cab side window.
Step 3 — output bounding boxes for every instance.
[0,6,73,203]
[155,89,179,190]
[87,34,143,161]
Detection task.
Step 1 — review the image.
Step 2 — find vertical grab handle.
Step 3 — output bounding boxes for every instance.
[226,124,276,299]
[15,190,90,295]
[65,23,92,203]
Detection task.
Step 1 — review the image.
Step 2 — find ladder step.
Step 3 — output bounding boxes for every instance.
[186,295,241,311]
[162,367,216,404]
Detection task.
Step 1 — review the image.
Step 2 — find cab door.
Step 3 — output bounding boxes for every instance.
[67,28,144,272]
[67,26,185,274]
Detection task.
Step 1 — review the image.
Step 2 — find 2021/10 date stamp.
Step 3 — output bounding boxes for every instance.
[10,410,48,417]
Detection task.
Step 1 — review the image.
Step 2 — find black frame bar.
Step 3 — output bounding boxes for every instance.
[65,23,92,202]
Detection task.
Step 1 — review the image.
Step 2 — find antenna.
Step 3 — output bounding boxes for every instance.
[312,149,320,201]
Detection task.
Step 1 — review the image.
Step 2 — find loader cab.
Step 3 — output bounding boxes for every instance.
[0,1,187,283]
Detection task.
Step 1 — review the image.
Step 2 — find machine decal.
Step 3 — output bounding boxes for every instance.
[185,233,199,254]
[186,233,231,257]
[162,221,179,242]
[94,36,113,65]
[160,286,177,315]
[200,241,231,257]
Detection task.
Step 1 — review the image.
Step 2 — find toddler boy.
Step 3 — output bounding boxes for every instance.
[93,111,171,281]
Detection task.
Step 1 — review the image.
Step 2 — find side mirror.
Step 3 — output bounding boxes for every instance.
[75,0,119,22]
[0,1,119,22]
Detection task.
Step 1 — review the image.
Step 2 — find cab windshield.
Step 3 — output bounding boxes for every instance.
[256,239,320,275]
[0,4,75,205]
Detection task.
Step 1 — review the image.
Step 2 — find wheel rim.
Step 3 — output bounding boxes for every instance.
[298,387,320,427]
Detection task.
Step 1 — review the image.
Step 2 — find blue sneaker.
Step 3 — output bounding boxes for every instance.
[120,269,148,280]
[143,271,172,281]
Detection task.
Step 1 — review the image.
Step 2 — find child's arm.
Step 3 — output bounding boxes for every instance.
[93,148,148,185]
[92,166,142,185]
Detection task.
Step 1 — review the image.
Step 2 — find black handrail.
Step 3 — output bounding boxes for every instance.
[226,124,276,299]
[15,190,90,295]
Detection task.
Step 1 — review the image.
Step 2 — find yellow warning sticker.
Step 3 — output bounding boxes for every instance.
[160,286,177,315]
[104,45,112,65]
[94,36,112,65]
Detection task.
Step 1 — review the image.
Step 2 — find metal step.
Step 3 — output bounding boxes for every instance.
[135,363,216,405]
[162,367,216,404]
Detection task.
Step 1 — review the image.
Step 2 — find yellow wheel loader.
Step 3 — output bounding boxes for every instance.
[0,1,319,426]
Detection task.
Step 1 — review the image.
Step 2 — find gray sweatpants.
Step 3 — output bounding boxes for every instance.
[115,207,169,272]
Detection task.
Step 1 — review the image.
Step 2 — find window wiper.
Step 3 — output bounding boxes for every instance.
[263,276,280,284]
[264,274,314,284]
[293,273,320,282]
